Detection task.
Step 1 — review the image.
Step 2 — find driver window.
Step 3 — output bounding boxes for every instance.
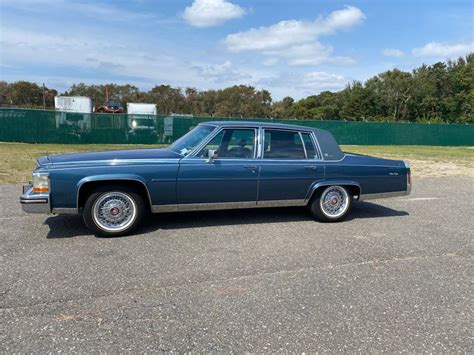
[198,129,255,159]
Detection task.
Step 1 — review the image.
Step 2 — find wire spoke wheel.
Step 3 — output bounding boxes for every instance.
[92,192,137,232]
[319,186,350,218]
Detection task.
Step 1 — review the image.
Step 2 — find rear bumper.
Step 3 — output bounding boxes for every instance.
[20,185,51,214]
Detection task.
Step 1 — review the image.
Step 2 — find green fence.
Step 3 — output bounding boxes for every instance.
[0,108,473,146]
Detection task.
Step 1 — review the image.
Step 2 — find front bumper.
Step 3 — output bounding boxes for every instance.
[20,185,51,214]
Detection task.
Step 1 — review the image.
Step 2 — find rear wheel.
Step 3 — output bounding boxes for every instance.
[83,189,145,237]
[309,185,352,222]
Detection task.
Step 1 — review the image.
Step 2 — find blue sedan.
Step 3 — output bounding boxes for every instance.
[20,121,411,237]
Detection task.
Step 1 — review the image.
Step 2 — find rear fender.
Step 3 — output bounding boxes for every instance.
[305,180,361,204]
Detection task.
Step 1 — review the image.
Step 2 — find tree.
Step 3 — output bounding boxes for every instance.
[1,53,472,123]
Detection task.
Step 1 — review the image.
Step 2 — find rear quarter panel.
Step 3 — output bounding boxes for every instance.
[325,154,407,195]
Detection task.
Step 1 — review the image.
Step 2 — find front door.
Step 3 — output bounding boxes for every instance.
[177,128,259,206]
[258,129,325,204]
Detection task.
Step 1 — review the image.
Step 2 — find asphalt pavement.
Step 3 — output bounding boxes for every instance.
[1,176,472,352]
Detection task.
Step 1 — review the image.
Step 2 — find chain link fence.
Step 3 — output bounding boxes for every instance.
[0,108,472,146]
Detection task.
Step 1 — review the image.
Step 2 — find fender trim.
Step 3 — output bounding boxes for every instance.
[76,175,153,212]
[305,180,361,204]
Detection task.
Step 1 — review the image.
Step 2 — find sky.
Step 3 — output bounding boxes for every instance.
[0,0,473,100]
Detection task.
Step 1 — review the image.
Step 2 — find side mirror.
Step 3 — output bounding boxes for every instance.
[207,149,218,163]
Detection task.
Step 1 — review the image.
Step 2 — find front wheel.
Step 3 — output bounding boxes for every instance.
[83,190,145,237]
[309,185,352,222]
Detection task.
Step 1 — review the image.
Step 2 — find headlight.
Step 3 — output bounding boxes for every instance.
[33,172,49,193]
[131,120,137,128]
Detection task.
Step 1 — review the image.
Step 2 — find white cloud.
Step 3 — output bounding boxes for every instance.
[259,71,348,99]
[267,43,333,66]
[224,6,365,52]
[300,71,347,91]
[192,61,252,82]
[1,0,156,22]
[183,0,246,27]
[381,48,404,57]
[412,41,474,58]
[262,58,279,66]
[0,28,197,85]
[0,27,267,94]
[223,5,365,66]
[263,43,357,66]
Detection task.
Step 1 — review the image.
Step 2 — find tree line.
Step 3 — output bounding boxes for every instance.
[0,53,472,123]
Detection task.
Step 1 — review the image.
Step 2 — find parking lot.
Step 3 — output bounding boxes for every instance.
[1,176,472,352]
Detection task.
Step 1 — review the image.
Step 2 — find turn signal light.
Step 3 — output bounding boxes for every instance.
[32,172,49,193]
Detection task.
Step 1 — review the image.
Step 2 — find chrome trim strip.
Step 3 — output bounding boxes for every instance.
[52,208,78,214]
[151,199,307,213]
[257,126,263,159]
[48,159,181,167]
[310,131,324,160]
[257,199,306,207]
[151,204,180,213]
[359,190,410,201]
[298,132,308,159]
[20,198,49,204]
[152,201,257,213]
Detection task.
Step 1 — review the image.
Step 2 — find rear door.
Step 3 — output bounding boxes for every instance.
[258,129,325,204]
[177,127,259,206]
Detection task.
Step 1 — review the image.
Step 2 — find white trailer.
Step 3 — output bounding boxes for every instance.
[54,96,92,131]
[127,103,157,116]
[126,103,158,143]
[54,96,92,113]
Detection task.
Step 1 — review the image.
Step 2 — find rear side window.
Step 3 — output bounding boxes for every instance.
[301,133,318,159]
[263,130,305,159]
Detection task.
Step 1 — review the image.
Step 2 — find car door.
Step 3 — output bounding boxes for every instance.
[177,127,259,206]
[257,129,325,204]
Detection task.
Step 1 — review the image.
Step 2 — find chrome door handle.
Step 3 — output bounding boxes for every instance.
[243,165,257,169]
[304,165,317,170]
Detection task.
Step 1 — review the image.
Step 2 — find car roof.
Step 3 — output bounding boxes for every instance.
[199,120,323,132]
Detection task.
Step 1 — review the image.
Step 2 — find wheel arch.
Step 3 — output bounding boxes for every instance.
[76,175,152,212]
[305,180,361,204]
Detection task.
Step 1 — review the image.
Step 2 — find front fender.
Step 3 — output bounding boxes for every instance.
[305,180,361,204]
[76,174,152,210]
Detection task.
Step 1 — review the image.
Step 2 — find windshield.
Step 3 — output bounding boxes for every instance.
[169,125,216,156]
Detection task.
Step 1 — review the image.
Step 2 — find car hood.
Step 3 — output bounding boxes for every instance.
[41,148,182,166]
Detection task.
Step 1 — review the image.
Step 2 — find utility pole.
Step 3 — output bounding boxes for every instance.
[42,83,46,109]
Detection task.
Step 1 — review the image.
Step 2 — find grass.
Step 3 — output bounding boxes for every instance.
[1,142,473,184]
[0,143,164,184]
[341,145,474,178]
[341,145,474,160]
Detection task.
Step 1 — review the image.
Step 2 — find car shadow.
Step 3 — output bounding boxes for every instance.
[345,200,409,221]
[44,201,408,238]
